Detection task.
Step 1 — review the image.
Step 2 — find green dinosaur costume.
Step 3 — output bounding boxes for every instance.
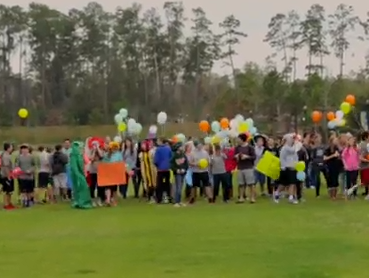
[70,141,93,209]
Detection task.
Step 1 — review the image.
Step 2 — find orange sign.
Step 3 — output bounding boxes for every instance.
[97,162,126,186]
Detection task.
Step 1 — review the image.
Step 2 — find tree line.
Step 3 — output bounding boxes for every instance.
[0,2,369,133]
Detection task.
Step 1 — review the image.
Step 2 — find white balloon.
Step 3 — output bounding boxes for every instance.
[149,125,158,134]
[119,108,128,118]
[135,123,143,134]
[229,130,238,138]
[113,135,122,143]
[177,133,185,142]
[157,111,167,125]
[127,118,136,126]
[335,110,344,120]
[204,137,211,144]
[230,119,237,129]
[114,114,123,124]
[235,114,244,123]
[327,120,336,129]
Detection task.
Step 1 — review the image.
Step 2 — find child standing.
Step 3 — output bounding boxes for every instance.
[342,137,360,198]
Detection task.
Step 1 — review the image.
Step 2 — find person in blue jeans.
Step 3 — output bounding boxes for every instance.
[170,143,188,207]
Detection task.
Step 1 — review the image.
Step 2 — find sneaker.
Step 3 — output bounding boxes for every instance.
[273,198,279,203]
[180,203,187,207]
[174,203,181,207]
[236,198,245,203]
[92,201,97,207]
[250,198,256,203]
[365,195,369,201]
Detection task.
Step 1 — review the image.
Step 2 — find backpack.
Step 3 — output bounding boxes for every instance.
[52,152,66,175]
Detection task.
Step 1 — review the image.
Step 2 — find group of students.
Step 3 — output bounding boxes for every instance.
[1,129,369,210]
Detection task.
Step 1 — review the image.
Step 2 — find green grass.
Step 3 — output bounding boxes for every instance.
[1,189,369,278]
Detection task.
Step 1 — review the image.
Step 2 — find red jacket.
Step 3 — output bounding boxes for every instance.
[224,147,237,172]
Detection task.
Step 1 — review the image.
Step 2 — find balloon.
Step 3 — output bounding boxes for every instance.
[250,127,257,135]
[204,136,211,144]
[157,111,167,125]
[345,94,356,105]
[335,110,344,120]
[117,122,127,132]
[235,114,244,123]
[149,125,158,134]
[172,135,178,143]
[311,111,322,123]
[230,119,237,129]
[220,118,229,129]
[296,171,306,182]
[245,118,254,127]
[199,120,210,133]
[114,114,123,124]
[337,119,346,127]
[229,130,238,138]
[176,133,185,142]
[238,122,249,133]
[327,120,336,129]
[18,108,28,119]
[127,118,136,132]
[217,130,228,139]
[198,158,208,169]
[134,123,143,134]
[326,112,335,121]
[340,102,351,114]
[295,161,306,172]
[211,136,220,144]
[211,121,221,133]
[113,135,122,143]
[366,143,369,153]
[119,108,128,118]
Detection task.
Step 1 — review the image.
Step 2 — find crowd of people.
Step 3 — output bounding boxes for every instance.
[1,129,369,210]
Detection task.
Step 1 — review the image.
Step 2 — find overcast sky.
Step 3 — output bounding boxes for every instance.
[3,0,369,77]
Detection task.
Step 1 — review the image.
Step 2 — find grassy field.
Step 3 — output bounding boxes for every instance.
[0,123,201,144]
[0,188,368,278]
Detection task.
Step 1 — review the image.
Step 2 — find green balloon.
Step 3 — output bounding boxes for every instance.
[340,102,351,114]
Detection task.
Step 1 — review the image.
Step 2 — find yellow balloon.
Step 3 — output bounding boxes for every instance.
[211,136,220,144]
[198,158,208,169]
[340,102,351,114]
[295,161,305,172]
[18,108,28,119]
[238,122,249,133]
[337,119,346,127]
[117,122,127,132]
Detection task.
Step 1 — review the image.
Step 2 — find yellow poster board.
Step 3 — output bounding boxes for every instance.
[256,151,280,180]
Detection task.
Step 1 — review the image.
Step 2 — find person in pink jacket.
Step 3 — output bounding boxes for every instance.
[341,137,360,197]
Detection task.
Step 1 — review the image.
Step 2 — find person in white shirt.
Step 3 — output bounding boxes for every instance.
[37,146,52,203]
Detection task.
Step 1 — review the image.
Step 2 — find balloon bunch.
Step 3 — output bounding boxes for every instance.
[327,94,355,129]
[199,114,257,145]
[295,161,306,181]
[113,108,142,141]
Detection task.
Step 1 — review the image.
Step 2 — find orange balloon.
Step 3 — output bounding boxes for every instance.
[172,135,178,143]
[345,94,355,105]
[311,111,322,123]
[220,118,229,129]
[199,120,210,132]
[326,111,335,121]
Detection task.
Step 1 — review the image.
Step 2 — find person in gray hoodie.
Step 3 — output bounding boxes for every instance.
[274,134,299,204]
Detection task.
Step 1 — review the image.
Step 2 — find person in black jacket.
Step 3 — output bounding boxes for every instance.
[133,141,143,198]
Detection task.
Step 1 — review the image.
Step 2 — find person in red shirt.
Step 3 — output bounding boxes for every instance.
[224,144,237,199]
